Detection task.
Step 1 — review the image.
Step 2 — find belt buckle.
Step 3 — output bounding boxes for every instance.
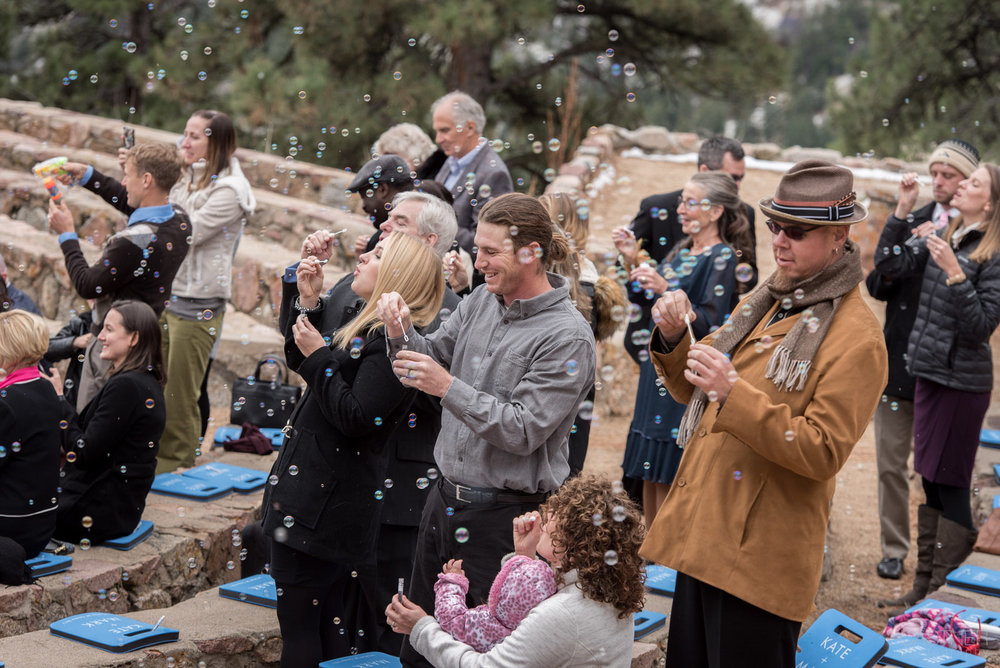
[453,482,473,504]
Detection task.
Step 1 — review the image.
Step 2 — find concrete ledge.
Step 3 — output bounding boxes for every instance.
[0,584,281,667]
[0,451,275,637]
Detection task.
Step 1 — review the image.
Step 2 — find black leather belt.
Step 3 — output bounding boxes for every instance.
[440,477,549,505]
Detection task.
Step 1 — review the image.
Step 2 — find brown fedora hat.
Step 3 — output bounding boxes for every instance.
[759,159,868,226]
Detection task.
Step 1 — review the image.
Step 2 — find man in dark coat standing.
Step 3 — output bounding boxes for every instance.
[866,138,980,580]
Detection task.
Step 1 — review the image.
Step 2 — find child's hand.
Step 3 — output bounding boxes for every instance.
[513,511,542,557]
[441,558,464,576]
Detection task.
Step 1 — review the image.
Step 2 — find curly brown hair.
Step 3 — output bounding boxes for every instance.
[542,474,646,618]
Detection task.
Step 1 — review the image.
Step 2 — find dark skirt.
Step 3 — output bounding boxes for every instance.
[621,357,686,484]
[913,376,990,487]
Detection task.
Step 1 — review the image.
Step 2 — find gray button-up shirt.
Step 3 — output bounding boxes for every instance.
[389,274,596,492]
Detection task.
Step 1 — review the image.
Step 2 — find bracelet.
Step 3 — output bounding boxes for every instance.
[294,296,322,313]
[946,271,967,286]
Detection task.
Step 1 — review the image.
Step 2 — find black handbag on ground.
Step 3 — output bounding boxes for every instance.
[230,356,301,428]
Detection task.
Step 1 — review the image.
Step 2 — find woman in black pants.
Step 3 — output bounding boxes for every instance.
[262,232,445,666]
[876,162,1000,608]
[48,301,165,544]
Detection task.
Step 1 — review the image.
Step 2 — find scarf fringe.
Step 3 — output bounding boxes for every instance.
[676,397,705,447]
[765,345,813,391]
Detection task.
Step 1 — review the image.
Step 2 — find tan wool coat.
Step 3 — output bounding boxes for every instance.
[640,285,888,621]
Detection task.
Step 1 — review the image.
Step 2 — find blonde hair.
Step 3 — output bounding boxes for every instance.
[0,310,49,372]
[331,232,446,348]
[944,163,1000,264]
[538,192,590,249]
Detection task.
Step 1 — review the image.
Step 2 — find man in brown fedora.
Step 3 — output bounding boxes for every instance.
[641,160,888,666]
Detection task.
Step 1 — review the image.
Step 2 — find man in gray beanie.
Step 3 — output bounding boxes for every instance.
[866,138,980,582]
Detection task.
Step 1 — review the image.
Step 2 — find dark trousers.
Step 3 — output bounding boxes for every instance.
[922,477,974,529]
[399,481,540,667]
[666,571,801,668]
[270,541,355,666]
[344,523,420,657]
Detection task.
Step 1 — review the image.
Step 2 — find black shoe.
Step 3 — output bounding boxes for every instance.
[877,557,903,579]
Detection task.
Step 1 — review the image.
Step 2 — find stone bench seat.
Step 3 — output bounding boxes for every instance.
[0,450,276,639]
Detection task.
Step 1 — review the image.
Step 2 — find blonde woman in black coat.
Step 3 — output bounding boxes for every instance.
[262,231,445,666]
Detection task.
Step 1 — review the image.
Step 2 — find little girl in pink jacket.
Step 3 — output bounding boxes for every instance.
[433,554,558,652]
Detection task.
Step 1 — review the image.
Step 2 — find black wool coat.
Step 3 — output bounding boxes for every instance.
[54,370,164,543]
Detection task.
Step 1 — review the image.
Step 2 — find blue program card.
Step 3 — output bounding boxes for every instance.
[634,610,667,640]
[219,574,277,609]
[946,565,1000,596]
[102,520,154,550]
[50,613,179,653]
[150,473,232,501]
[181,463,267,494]
[644,564,677,597]
[26,552,72,578]
[879,636,985,667]
[794,609,887,668]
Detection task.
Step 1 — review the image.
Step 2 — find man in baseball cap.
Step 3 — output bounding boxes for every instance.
[348,154,416,256]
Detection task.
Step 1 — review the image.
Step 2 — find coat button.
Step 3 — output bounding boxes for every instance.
[698,428,707,437]
[677,478,686,487]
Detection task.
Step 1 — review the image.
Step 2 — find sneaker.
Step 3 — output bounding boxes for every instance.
[876,557,903,579]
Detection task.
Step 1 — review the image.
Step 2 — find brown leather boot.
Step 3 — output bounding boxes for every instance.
[925,516,977,597]
[878,504,940,608]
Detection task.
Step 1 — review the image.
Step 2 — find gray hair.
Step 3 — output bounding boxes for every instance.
[373,123,437,169]
[697,136,745,170]
[431,91,486,135]
[391,191,458,257]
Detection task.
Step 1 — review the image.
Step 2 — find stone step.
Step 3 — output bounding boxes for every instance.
[0,215,348,330]
[0,582,281,667]
[0,98,357,207]
[0,128,374,256]
[0,450,275,640]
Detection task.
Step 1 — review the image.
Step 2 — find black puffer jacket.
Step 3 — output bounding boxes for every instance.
[874,215,1000,393]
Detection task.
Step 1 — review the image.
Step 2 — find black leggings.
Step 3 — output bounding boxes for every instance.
[270,541,354,666]
[922,477,973,530]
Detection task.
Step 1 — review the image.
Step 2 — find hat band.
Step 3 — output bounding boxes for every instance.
[771,200,855,222]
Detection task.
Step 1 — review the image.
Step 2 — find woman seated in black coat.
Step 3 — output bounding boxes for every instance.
[0,310,62,558]
[263,231,446,666]
[47,300,166,545]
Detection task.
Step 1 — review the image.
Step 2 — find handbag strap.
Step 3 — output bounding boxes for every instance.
[253,355,289,385]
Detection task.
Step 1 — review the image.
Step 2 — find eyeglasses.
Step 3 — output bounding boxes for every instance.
[677,196,713,210]
[765,219,822,241]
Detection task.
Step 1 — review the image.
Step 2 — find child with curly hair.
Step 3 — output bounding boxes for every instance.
[386,474,646,667]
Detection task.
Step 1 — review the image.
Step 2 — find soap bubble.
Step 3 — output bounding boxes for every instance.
[454,527,470,543]
[604,550,618,566]
[283,515,295,528]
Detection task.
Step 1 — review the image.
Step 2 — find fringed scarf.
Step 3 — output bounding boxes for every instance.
[676,239,864,446]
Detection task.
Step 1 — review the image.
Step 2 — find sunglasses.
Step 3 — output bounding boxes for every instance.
[765,219,822,241]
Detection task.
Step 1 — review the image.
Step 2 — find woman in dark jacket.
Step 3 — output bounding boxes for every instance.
[262,231,445,666]
[876,163,1000,608]
[0,310,62,558]
[47,300,166,545]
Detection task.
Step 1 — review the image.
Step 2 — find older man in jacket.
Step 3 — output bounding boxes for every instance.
[643,160,887,667]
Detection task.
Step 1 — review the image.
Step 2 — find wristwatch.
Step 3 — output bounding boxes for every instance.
[946,271,967,286]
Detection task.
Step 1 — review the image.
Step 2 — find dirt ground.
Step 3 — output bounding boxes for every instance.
[577,156,933,634]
